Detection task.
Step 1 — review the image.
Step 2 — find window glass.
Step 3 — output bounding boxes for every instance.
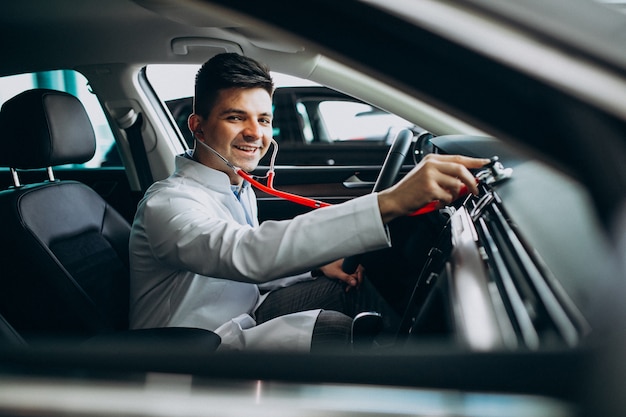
[146,64,198,148]
[0,70,118,167]
[317,100,412,143]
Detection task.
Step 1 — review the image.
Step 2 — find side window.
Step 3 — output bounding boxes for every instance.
[317,100,412,143]
[145,65,198,149]
[0,70,119,168]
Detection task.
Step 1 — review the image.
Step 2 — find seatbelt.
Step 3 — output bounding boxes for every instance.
[123,112,154,193]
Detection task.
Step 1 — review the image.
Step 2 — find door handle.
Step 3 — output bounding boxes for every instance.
[342,174,375,189]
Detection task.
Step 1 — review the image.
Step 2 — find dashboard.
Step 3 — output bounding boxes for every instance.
[392,135,615,351]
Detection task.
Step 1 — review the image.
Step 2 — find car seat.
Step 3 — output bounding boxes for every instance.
[0,89,220,351]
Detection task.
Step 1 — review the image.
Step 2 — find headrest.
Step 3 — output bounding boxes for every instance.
[0,89,96,169]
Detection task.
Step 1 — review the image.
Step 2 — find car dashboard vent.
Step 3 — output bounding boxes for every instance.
[451,187,591,351]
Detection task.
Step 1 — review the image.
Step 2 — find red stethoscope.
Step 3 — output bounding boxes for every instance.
[198,138,473,216]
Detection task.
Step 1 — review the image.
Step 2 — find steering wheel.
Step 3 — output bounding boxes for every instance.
[342,128,415,274]
[412,131,435,164]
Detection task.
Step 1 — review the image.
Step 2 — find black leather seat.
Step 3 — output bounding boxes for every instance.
[0,89,220,351]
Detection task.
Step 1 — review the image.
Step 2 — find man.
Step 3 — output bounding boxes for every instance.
[129,53,488,352]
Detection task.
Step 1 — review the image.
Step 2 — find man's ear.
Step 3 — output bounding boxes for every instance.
[188,114,203,139]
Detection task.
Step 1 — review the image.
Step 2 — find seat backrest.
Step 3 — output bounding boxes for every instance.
[0,89,131,342]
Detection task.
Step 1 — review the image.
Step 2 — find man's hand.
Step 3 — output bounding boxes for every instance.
[318,258,364,291]
[377,154,490,224]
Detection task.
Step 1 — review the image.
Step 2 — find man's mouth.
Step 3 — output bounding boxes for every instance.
[234,145,259,154]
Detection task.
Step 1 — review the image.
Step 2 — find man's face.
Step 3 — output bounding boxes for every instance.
[191,87,273,184]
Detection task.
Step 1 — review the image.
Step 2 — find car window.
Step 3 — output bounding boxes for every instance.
[315,100,411,143]
[0,70,119,168]
[145,64,416,166]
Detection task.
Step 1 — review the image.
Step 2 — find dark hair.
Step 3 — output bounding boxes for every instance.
[193,53,274,118]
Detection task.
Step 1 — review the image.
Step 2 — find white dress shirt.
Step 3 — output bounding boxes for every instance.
[129,153,391,351]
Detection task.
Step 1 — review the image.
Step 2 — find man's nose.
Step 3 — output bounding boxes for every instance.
[243,120,263,139]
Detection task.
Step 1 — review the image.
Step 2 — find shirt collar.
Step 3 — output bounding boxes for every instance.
[175,152,251,192]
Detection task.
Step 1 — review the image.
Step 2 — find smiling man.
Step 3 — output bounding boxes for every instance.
[128,53,487,352]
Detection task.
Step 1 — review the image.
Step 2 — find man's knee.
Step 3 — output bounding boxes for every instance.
[310,310,352,352]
